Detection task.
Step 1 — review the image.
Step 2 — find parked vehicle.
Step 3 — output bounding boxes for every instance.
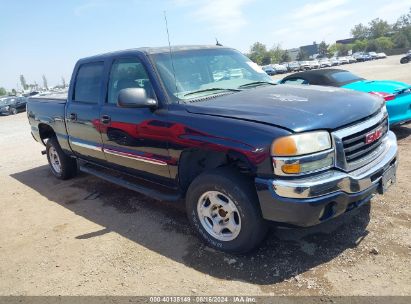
[280,62,291,72]
[346,56,357,63]
[280,69,411,126]
[338,57,349,64]
[288,61,301,71]
[368,52,378,60]
[330,57,340,66]
[319,58,332,68]
[400,53,411,64]
[298,61,311,70]
[0,96,27,115]
[272,64,288,74]
[262,65,276,76]
[309,60,320,69]
[27,46,398,253]
[353,52,369,62]
[377,53,387,59]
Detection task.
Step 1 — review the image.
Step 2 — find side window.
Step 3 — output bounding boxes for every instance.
[107,58,154,104]
[73,62,104,103]
[282,78,309,85]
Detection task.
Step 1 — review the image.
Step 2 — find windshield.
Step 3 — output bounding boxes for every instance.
[330,71,363,85]
[153,48,272,102]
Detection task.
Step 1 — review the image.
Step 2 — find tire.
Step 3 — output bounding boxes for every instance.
[9,108,17,115]
[46,137,78,180]
[186,167,268,254]
[400,58,409,64]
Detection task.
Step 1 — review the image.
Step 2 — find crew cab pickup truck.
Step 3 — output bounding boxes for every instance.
[27,45,398,253]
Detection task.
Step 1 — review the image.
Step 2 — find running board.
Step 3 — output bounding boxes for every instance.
[79,164,181,202]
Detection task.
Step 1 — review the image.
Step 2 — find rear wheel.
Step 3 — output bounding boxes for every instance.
[46,137,77,180]
[186,168,268,254]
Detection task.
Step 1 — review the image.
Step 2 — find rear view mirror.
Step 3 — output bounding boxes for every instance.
[117,88,157,108]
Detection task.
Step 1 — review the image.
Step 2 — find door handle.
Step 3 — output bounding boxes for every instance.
[69,113,77,121]
[100,115,111,124]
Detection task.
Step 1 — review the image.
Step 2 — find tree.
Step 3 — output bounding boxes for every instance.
[61,76,66,88]
[318,41,329,57]
[393,32,410,48]
[280,51,291,62]
[20,75,28,90]
[269,44,285,64]
[296,49,308,61]
[42,75,48,90]
[374,37,394,51]
[394,8,411,30]
[336,43,351,56]
[351,23,369,39]
[248,42,269,65]
[352,39,368,52]
[0,87,6,96]
[11,89,17,95]
[368,18,391,39]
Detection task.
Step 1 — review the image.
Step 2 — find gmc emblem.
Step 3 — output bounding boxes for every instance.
[365,127,383,144]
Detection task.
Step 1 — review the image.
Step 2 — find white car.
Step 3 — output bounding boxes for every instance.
[319,58,332,68]
[330,58,341,66]
[346,56,357,63]
[338,57,349,64]
[309,60,320,69]
[377,52,387,59]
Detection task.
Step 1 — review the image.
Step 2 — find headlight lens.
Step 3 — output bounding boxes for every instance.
[271,131,331,156]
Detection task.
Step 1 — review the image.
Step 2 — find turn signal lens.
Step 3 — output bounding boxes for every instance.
[272,137,297,156]
[282,163,301,174]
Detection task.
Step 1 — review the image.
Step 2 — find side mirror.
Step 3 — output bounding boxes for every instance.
[117,88,157,108]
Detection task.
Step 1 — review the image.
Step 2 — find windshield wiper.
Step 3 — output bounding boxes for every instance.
[183,88,241,97]
[238,81,276,89]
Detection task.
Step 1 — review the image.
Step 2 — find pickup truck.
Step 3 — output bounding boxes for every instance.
[27,45,398,253]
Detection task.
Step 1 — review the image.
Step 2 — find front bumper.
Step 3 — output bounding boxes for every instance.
[255,131,398,227]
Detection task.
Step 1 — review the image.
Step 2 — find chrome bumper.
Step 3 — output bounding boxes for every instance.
[272,131,398,199]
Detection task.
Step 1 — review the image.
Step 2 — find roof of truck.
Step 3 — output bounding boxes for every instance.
[79,45,233,61]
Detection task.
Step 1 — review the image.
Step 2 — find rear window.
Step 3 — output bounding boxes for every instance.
[329,71,363,84]
[74,62,104,103]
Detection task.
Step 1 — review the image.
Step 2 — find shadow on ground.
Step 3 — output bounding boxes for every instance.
[11,165,371,285]
[392,124,411,141]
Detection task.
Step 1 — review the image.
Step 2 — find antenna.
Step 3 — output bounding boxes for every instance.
[163,11,178,94]
[215,38,222,46]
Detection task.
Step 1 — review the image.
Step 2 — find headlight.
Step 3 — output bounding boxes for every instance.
[271,131,331,156]
[272,131,333,175]
[381,105,388,117]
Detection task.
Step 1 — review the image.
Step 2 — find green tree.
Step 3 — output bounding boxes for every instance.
[352,39,368,52]
[0,87,6,96]
[269,44,285,64]
[328,43,338,57]
[248,42,270,65]
[374,37,394,51]
[20,75,28,90]
[368,18,392,39]
[318,41,329,57]
[393,32,410,48]
[337,43,351,56]
[61,77,66,88]
[280,51,291,62]
[42,75,48,90]
[351,23,369,39]
[394,8,411,29]
[11,89,17,95]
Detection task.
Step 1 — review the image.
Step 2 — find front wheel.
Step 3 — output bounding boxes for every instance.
[46,137,78,180]
[186,168,268,254]
[400,58,409,64]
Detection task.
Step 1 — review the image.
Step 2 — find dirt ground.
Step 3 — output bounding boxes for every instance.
[0,55,410,296]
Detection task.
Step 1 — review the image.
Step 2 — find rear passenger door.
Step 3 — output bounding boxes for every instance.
[99,57,171,182]
[66,61,106,162]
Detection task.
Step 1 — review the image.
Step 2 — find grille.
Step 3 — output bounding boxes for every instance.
[342,117,388,163]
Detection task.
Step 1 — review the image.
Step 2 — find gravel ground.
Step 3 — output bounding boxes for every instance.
[0,55,410,296]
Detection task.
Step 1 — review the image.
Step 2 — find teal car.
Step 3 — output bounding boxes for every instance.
[280,69,411,126]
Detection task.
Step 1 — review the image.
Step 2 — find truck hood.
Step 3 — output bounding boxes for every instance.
[184,85,383,132]
[342,80,411,94]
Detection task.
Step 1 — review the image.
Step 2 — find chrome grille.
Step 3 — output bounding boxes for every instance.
[342,117,388,163]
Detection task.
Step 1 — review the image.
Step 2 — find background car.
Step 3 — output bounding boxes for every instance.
[368,52,378,59]
[319,58,332,68]
[272,64,288,74]
[309,60,320,69]
[288,61,301,71]
[330,57,341,66]
[353,52,368,62]
[346,56,357,63]
[262,65,276,75]
[377,52,387,59]
[400,53,411,64]
[0,96,27,115]
[279,69,411,126]
[338,56,349,64]
[298,61,311,70]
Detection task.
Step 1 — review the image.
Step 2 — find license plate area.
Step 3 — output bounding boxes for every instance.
[379,165,396,194]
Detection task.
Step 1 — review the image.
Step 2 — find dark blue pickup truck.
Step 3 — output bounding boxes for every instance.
[27,45,398,253]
